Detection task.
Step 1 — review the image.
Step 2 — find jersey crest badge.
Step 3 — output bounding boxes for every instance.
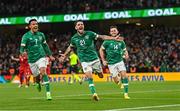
[85,35,89,39]
[39,36,42,41]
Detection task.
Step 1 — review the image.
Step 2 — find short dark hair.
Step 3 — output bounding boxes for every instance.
[74,20,83,26]
[110,25,118,30]
[28,19,37,25]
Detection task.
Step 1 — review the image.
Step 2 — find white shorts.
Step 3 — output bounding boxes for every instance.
[29,57,47,77]
[108,61,126,77]
[81,59,103,73]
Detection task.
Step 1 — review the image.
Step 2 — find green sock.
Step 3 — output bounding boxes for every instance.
[88,78,96,94]
[122,78,129,93]
[43,74,50,92]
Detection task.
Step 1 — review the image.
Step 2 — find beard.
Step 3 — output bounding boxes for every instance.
[77,29,84,34]
[111,33,118,37]
[33,27,38,32]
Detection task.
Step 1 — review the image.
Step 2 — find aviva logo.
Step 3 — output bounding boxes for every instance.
[129,75,164,81]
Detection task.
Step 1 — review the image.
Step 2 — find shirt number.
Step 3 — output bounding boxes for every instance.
[35,39,38,45]
[114,45,118,50]
[80,40,85,46]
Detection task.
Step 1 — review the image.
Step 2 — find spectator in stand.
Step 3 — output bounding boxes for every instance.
[0,26,179,74]
[0,0,179,16]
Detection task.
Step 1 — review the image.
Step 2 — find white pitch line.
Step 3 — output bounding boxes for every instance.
[105,104,180,111]
[28,89,180,99]
[42,98,180,101]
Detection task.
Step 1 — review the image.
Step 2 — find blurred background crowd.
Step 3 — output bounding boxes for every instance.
[0,0,179,16]
[0,25,179,75]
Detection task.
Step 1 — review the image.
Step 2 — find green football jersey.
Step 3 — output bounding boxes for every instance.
[70,31,99,62]
[102,40,126,65]
[20,31,52,63]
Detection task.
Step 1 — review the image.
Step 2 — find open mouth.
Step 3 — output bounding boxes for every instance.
[34,27,38,30]
[79,26,83,30]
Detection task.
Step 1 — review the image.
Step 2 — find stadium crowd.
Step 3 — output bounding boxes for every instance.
[0,0,179,16]
[0,26,179,75]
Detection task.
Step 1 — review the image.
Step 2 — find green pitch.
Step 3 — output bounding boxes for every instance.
[0,81,180,110]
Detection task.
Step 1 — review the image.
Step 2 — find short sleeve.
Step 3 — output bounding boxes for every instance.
[70,37,75,47]
[41,33,47,44]
[20,34,27,54]
[21,35,27,47]
[89,31,98,40]
[121,41,126,51]
[101,41,107,49]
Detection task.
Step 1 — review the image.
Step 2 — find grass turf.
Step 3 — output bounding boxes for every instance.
[0,81,180,110]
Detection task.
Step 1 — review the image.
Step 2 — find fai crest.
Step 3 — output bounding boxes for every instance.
[85,35,89,39]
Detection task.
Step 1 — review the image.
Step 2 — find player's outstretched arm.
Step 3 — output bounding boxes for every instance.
[59,45,72,62]
[41,33,55,61]
[42,43,55,61]
[11,56,20,61]
[122,41,129,60]
[20,35,27,57]
[98,35,124,41]
[99,46,108,66]
[123,49,129,60]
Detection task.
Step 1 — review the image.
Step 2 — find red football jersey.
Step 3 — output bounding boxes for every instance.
[46,57,51,75]
[19,55,29,68]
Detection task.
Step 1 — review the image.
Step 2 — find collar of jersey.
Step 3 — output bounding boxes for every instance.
[77,31,86,37]
[29,31,38,35]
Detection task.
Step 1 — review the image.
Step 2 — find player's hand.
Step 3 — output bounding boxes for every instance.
[102,60,108,66]
[123,51,129,60]
[59,54,66,62]
[11,56,14,59]
[124,54,129,60]
[22,52,27,57]
[49,55,55,61]
[114,35,124,41]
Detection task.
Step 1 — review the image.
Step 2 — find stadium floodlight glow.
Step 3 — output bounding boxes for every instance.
[136,23,141,26]
[151,24,154,27]
[0,7,179,25]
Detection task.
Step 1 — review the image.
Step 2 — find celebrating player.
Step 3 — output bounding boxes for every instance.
[99,26,130,99]
[59,20,123,101]
[11,54,31,88]
[20,19,55,100]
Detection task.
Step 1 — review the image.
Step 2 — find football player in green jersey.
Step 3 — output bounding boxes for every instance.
[59,20,123,101]
[20,19,55,100]
[99,26,130,99]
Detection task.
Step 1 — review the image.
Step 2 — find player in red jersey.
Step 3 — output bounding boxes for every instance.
[11,54,32,88]
[46,57,51,75]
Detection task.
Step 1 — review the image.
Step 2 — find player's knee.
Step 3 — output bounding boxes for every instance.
[113,77,119,84]
[40,67,46,75]
[114,80,119,84]
[85,71,93,78]
[121,71,127,78]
